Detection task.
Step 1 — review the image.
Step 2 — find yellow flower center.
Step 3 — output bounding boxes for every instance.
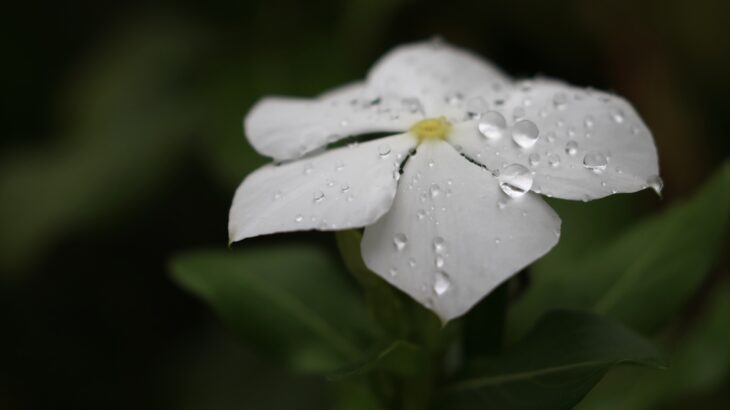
[410,117,451,141]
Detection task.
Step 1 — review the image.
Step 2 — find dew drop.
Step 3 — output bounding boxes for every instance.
[435,256,445,268]
[648,175,664,194]
[389,267,399,277]
[584,115,595,129]
[416,209,427,220]
[303,163,314,175]
[498,164,533,198]
[273,190,283,200]
[433,237,446,253]
[553,92,568,110]
[565,140,578,156]
[433,272,451,296]
[313,190,325,203]
[408,258,417,268]
[611,109,625,124]
[378,143,391,158]
[529,153,541,167]
[393,233,408,251]
[477,111,507,140]
[512,119,540,148]
[295,214,303,223]
[429,183,441,198]
[340,184,350,193]
[335,161,345,172]
[582,151,608,172]
[402,98,424,114]
[465,96,488,118]
[548,153,561,168]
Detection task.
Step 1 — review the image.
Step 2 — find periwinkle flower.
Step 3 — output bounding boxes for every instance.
[228,40,660,321]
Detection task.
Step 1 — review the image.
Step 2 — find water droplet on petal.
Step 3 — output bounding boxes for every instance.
[648,175,664,194]
[512,119,539,148]
[340,184,350,193]
[402,98,424,114]
[465,96,488,118]
[313,190,325,203]
[553,92,568,110]
[477,111,507,140]
[335,161,345,172]
[408,258,416,268]
[435,256,444,268]
[303,163,314,175]
[429,183,441,198]
[393,233,408,251]
[611,109,625,123]
[498,164,533,198]
[378,143,391,158]
[528,153,541,166]
[433,272,451,296]
[565,140,578,156]
[295,214,303,223]
[548,153,561,168]
[582,151,608,172]
[273,190,283,200]
[416,209,427,220]
[433,237,446,253]
[389,267,399,277]
[584,115,595,129]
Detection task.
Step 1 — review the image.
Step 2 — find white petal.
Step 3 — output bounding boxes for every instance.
[361,140,560,321]
[229,133,417,242]
[450,79,660,200]
[367,40,511,120]
[245,82,421,161]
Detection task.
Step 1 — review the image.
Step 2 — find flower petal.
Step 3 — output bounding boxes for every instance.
[229,133,417,242]
[245,82,420,161]
[449,79,660,200]
[367,40,511,120]
[361,140,561,321]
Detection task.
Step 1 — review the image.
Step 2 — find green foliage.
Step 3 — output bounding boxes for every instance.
[578,283,730,410]
[510,161,730,338]
[328,340,428,381]
[171,243,371,373]
[438,311,666,410]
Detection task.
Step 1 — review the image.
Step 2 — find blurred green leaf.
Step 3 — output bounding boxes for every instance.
[171,243,371,373]
[438,310,666,410]
[510,161,730,337]
[335,230,408,339]
[578,283,730,410]
[327,340,427,381]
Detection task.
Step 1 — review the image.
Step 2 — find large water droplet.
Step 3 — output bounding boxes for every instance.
[648,175,664,195]
[498,164,533,198]
[378,143,391,158]
[582,151,608,172]
[512,119,539,148]
[565,140,578,156]
[433,237,446,253]
[393,233,408,251]
[477,111,507,140]
[433,272,451,296]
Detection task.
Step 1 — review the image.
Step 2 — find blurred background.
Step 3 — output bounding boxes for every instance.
[1,0,728,409]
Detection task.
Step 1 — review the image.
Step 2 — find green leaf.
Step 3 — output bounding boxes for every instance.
[327,340,428,381]
[439,310,666,410]
[510,161,730,337]
[578,283,730,410]
[335,229,408,339]
[170,243,371,373]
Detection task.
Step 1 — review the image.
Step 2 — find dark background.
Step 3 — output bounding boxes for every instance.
[1,0,728,408]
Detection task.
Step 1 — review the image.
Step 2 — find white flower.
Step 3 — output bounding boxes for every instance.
[228,40,660,322]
